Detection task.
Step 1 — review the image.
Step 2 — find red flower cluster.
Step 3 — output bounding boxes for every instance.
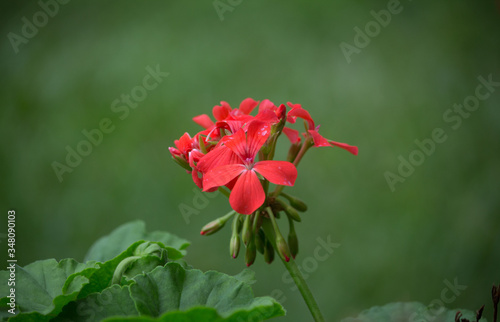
[170,98,358,215]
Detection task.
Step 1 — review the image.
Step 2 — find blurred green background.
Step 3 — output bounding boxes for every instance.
[1,1,499,321]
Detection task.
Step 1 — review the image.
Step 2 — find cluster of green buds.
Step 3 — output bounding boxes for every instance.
[200,193,308,266]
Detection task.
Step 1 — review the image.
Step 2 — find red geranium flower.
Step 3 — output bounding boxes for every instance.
[202,121,297,214]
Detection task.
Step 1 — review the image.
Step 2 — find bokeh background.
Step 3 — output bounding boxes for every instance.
[1,1,499,321]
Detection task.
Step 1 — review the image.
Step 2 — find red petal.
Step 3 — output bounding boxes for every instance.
[216,120,247,134]
[308,130,330,147]
[203,164,246,191]
[188,149,205,167]
[259,99,276,112]
[254,109,279,124]
[246,120,271,157]
[222,128,248,161]
[253,161,297,186]
[176,133,193,155]
[288,107,315,129]
[309,130,359,155]
[197,146,241,173]
[239,98,259,115]
[192,114,214,129]
[277,104,286,120]
[282,127,301,144]
[287,102,302,110]
[191,169,203,189]
[213,101,232,121]
[229,170,265,215]
[169,147,181,157]
[329,140,359,155]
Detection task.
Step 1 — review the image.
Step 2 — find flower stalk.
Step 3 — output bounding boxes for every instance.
[262,212,325,322]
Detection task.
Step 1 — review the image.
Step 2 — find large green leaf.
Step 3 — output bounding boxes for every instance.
[341,302,486,322]
[0,259,97,321]
[57,263,284,322]
[126,263,284,321]
[54,284,138,322]
[85,220,190,262]
[0,241,183,321]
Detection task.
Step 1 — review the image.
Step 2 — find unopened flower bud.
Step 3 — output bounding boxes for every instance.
[255,229,266,254]
[276,235,291,262]
[264,240,275,264]
[229,234,240,259]
[242,215,253,246]
[280,192,308,212]
[245,237,257,267]
[200,211,235,235]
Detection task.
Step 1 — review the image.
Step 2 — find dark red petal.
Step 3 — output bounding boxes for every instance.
[329,140,359,155]
[229,170,265,215]
[246,120,271,157]
[259,99,277,112]
[192,114,214,129]
[203,164,246,191]
[239,98,259,115]
[282,127,301,144]
[288,108,315,129]
[222,128,248,161]
[197,145,241,173]
[253,161,297,186]
[277,104,287,120]
[213,101,232,121]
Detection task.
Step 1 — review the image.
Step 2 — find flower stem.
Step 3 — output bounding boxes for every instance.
[218,187,230,198]
[262,213,325,322]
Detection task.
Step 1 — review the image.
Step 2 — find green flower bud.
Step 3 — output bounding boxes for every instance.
[280,192,308,212]
[255,229,266,254]
[229,234,240,259]
[276,235,291,262]
[264,240,275,264]
[241,214,253,246]
[200,210,235,235]
[245,237,257,267]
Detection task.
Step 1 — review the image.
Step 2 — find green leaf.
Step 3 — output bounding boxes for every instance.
[0,259,97,321]
[60,263,283,322]
[129,263,284,321]
[53,284,138,322]
[85,220,190,262]
[0,241,184,321]
[341,302,486,322]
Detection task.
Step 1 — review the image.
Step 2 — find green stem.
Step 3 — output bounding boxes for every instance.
[218,187,230,198]
[262,215,325,322]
